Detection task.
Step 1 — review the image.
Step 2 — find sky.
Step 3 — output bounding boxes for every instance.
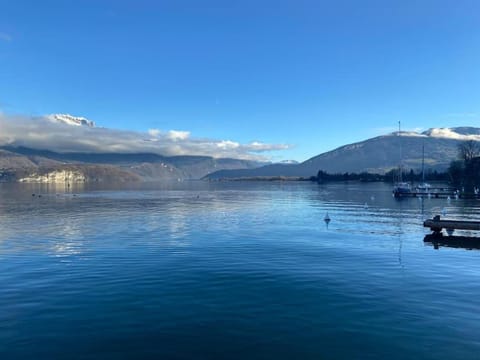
[1,0,480,161]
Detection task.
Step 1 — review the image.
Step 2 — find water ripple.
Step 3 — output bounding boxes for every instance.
[1,181,480,359]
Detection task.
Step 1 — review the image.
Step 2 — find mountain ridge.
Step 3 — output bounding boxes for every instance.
[1,126,479,182]
[0,146,265,182]
[206,127,478,179]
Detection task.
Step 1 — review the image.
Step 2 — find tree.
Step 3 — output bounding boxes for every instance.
[448,160,464,187]
[317,170,327,183]
[457,140,480,192]
[458,140,480,162]
[408,169,415,182]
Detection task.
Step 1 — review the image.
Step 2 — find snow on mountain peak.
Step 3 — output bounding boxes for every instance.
[278,160,299,164]
[422,127,480,141]
[386,127,480,141]
[47,114,95,127]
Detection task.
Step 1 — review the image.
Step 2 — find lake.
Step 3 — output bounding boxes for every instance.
[1,181,480,359]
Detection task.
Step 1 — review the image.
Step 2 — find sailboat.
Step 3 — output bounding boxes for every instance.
[393,121,412,197]
[393,180,412,197]
[416,143,431,192]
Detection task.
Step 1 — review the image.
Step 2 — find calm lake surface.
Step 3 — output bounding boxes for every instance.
[1,181,480,359]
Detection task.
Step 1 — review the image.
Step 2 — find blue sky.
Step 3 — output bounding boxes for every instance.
[1,0,479,161]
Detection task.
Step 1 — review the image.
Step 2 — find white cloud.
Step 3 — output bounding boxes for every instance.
[427,128,480,141]
[0,32,12,42]
[216,140,239,150]
[371,126,425,136]
[148,128,161,137]
[246,141,289,151]
[0,113,290,160]
[167,130,190,141]
[148,129,190,141]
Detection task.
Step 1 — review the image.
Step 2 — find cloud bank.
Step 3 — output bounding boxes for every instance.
[0,113,289,160]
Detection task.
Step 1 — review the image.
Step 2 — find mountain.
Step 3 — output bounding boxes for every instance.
[16,164,141,183]
[206,127,478,180]
[3,126,478,183]
[47,114,95,127]
[0,146,264,182]
[278,160,299,164]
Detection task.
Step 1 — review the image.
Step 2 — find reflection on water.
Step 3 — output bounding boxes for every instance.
[1,181,480,359]
[424,234,480,250]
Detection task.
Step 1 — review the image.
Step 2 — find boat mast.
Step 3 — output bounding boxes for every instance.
[422,142,425,184]
[398,121,402,182]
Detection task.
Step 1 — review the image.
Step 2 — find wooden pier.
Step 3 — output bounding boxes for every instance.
[397,192,480,199]
[394,187,480,199]
[394,191,449,198]
[423,215,480,235]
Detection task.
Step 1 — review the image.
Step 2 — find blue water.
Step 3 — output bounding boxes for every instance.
[1,181,480,359]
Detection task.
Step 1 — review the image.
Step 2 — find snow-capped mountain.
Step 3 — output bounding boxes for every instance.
[47,114,95,127]
[421,127,480,140]
[206,127,480,178]
[3,125,480,181]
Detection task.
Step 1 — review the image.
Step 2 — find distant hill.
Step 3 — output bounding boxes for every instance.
[206,127,478,179]
[3,127,478,183]
[0,146,264,182]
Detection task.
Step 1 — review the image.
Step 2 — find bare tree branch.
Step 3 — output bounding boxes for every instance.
[458,140,480,162]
